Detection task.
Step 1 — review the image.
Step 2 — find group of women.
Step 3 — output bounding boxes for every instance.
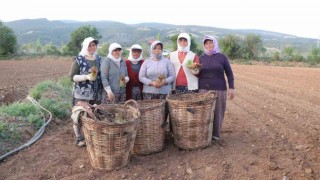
[70,33,235,147]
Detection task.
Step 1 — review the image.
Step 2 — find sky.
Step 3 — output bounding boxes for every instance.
[1,0,319,39]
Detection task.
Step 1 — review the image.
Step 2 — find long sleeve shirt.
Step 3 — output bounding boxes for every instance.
[139,57,175,94]
[199,53,234,91]
[100,57,128,94]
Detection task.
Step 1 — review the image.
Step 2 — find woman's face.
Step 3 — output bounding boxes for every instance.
[204,40,214,51]
[132,49,142,59]
[87,42,97,55]
[178,38,188,48]
[152,44,163,55]
[112,48,122,58]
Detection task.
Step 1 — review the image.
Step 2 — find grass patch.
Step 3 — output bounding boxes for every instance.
[29,80,57,100]
[30,77,73,119]
[0,120,22,154]
[0,122,20,141]
[0,77,73,156]
[39,98,70,119]
[58,76,73,89]
[0,102,41,117]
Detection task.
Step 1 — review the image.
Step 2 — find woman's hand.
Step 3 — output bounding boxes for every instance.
[107,91,115,101]
[150,81,165,88]
[228,89,235,100]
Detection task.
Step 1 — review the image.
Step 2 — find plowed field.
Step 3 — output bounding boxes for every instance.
[0,59,319,179]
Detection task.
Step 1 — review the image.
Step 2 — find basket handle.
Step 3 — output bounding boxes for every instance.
[124,99,138,109]
[124,99,140,117]
[204,90,215,97]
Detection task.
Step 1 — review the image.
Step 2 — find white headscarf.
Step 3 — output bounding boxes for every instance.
[128,44,143,62]
[177,33,191,52]
[79,37,99,56]
[107,43,123,62]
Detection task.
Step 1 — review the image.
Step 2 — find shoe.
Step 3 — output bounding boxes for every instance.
[212,136,220,141]
[76,139,86,147]
[212,137,226,147]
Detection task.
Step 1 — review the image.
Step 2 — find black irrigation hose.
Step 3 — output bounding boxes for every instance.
[0,96,52,162]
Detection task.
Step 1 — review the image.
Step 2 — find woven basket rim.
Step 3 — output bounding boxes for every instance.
[167,91,216,104]
[137,99,165,112]
[82,113,139,126]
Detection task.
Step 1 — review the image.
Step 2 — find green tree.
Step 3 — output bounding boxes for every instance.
[66,25,102,56]
[61,44,70,56]
[282,46,294,61]
[141,43,149,58]
[307,47,320,63]
[244,34,262,59]
[156,33,161,40]
[219,34,241,60]
[97,42,109,56]
[43,43,61,55]
[122,49,129,59]
[0,21,17,56]
[21,43,35,54]
[36,38,42,54]
[272,51,280,61]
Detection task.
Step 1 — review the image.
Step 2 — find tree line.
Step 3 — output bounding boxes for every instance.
[1,21,320,64]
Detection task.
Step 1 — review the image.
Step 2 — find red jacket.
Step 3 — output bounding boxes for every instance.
[125,60,144,100]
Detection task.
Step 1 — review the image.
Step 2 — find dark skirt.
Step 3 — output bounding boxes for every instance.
[199,89,227,138]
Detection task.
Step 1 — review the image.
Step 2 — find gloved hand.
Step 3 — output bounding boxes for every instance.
[73,75,89,82]
[86,73,97,81]
[125,77,129,83]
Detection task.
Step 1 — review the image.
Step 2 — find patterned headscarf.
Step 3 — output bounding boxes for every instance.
[203,35,220,56]
[79,37,99,56]
[177,33,190,52]
[128,44,143,62]
[150,40,163,60]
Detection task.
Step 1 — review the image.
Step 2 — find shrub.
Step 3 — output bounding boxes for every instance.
[0,102,41,117]
[29,81,57,100]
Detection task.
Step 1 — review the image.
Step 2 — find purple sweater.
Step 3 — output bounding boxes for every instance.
[199,53,234,91]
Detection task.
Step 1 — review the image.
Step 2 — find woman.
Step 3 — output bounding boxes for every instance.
[139,40,175,99]
[169,33,200,93]
[198,35,235,141]
[69,37,102,147]
[139,40,175,126]
[125,44,144,100]
[101,43,129,104]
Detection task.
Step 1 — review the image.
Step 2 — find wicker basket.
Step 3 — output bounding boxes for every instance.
[166,91,216,150]
[134,99,166,155]
[82,100,140,171]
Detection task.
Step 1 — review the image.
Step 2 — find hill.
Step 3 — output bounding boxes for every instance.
[4,18,318,53]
